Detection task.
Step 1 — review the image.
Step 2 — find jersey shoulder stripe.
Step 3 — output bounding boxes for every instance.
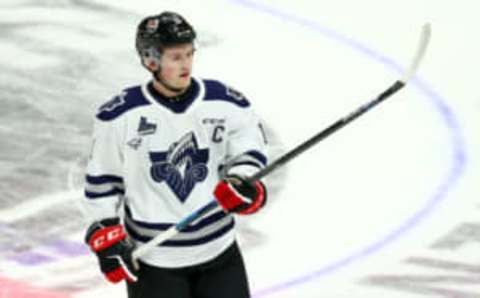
[202,79,251,108]
[96,86,150,121]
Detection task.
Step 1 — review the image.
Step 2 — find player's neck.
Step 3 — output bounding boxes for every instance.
[149,79,195,104]
[152,79,188,98]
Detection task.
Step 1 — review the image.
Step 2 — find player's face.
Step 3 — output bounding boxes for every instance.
[158,44,194,91]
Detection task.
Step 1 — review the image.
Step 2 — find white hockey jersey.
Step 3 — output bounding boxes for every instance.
[82,77,268,268]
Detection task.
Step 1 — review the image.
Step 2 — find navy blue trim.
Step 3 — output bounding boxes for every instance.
[86,174,124,185]
[203,79,251,108]
[85,188,124,199]
[125,218,234,247]
[218,164,226,175]
[148,151,167,161]
[96,86,150,121]
[124,205,229,233]
[229,161,263,169]
[245,150,268,166]
[146,80,199,114]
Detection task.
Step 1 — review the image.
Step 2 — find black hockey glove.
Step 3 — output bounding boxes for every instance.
[85,217,138,283]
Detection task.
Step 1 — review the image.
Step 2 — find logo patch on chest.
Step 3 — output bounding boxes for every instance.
[149,132,209,202]
[127,137,142,150]
[138,116,157,136]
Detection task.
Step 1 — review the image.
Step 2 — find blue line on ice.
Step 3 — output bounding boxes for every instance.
[230,0,467,296]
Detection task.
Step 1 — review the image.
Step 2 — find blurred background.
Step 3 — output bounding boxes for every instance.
[0,0,478,297]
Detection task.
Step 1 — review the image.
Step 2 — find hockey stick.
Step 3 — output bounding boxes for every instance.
[132,23,431,263]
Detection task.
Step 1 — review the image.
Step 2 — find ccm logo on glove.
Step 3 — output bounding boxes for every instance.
[85,218,138,284]
[90,225,125,251]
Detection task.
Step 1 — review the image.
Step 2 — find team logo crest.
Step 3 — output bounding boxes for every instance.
[150,132,209,202]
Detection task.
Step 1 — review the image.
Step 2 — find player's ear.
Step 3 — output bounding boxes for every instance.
[145,59,160,72]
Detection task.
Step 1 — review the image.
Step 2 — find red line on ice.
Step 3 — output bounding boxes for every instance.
[0,276,71,298]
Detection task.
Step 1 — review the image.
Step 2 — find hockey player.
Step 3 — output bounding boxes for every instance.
[82,11,268,298]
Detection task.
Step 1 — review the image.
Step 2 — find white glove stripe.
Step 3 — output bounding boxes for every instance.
[227,183,252,204]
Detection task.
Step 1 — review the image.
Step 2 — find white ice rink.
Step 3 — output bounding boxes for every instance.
[0,0,479,297]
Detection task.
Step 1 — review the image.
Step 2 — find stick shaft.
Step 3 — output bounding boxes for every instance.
[131,201,218,260]
[133,81,405,261]
[248,81,405,182]
[132,23,431,260]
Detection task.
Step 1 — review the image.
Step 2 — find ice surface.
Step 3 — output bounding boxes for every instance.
[0,0,479,297]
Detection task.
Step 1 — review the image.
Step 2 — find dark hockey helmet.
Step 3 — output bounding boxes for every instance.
[135,11,196,70]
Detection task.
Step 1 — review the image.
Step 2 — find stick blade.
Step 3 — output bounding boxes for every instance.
[401,23,432,83]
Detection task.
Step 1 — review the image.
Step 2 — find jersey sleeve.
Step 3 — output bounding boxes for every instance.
[81,114,125,221]
[225,106,269,179]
